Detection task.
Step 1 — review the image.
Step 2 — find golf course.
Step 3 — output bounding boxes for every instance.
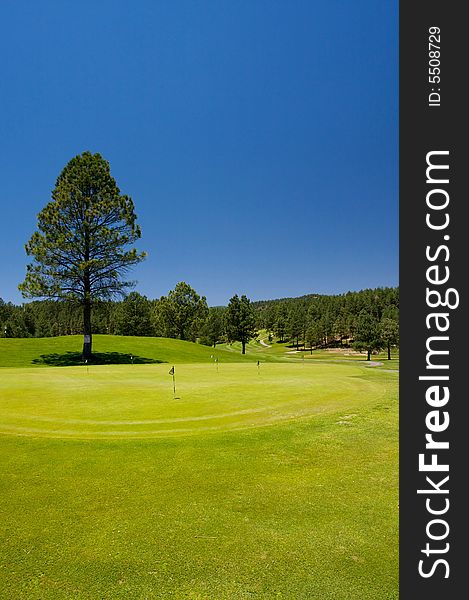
[0,335,398,599]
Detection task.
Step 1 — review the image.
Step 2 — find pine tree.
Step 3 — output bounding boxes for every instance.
[19,151,145,358]
[225,294,256,354]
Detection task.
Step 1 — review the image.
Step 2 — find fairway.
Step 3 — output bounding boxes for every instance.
[0,339,398,599]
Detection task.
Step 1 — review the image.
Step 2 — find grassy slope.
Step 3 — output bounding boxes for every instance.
[0,334,400,369]
[0,337,398,599]
[221,334,399,368]
[0,335,257,368]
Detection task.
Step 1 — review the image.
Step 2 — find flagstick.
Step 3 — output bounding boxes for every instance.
[169,366,176,398]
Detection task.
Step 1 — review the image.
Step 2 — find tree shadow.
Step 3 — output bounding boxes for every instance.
[32,352,164,367]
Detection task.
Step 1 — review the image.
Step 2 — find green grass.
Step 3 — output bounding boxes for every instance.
[0,336,398,599]
[221,333,399,370]
[0,335,257,369]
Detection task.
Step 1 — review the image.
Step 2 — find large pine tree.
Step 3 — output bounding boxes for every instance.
[19,151,146,358]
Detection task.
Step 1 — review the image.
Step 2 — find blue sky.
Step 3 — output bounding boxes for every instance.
[0,1,398,307]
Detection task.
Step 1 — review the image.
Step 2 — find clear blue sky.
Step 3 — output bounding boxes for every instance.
[0,0,398,307]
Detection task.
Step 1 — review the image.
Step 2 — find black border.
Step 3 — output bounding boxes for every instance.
[400,3,466,596]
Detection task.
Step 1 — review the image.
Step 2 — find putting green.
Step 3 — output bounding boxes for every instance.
[0,362,388,439]
[0,354,398,598]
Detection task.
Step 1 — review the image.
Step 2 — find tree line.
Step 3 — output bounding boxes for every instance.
[1,284,398,358]
[11,151,397,358]
[253,286,399,359]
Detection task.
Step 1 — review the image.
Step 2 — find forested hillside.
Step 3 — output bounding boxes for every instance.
[0,285,398,356]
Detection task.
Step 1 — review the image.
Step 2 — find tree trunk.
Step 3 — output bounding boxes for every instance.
[242,340,246,354]
[387,342,391,360]
[82,225,92,360]
[367,348,371,361]
[82,298,92,359]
